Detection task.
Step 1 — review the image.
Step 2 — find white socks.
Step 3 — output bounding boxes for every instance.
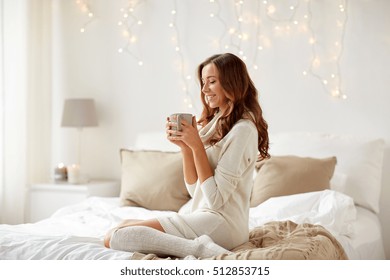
[109,226,229,258]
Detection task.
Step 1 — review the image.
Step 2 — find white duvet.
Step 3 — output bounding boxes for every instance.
[0,190,361,260]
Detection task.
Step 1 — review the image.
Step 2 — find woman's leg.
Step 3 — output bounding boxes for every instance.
[108,225,230,258]
[104,219,164,248]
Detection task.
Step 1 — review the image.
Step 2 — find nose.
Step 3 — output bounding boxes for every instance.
[202,82,209,92]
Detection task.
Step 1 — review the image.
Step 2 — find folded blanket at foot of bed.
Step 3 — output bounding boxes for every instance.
[131,220,348,260]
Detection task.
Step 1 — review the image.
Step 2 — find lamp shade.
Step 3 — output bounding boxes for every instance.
[61,98,98,127]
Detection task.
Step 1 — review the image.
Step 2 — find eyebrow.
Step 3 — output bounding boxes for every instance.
[201,75,217,80]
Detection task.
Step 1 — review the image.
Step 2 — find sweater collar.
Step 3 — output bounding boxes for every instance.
[199,111,222,145]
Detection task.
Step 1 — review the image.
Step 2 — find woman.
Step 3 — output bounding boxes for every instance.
[104,53,269,258]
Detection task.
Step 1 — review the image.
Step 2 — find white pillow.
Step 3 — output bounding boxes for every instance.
[249,190,356,237]
[268,132,385,214]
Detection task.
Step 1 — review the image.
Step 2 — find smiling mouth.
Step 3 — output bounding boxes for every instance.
[206,94,216,102]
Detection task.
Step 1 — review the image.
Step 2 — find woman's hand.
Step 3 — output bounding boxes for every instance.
[166,117,189,150]
[167,116,203,152]
[167,116,212,185]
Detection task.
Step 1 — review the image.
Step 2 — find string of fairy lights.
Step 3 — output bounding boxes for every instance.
[169,0,195,109]
[75,0,95,33]
[75,0,349,101]
[305,0,348,99]
[117,0,144,66]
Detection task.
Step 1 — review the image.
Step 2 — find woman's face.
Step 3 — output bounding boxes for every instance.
[201,63,228,112]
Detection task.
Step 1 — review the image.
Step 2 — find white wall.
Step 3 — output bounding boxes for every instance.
[48,0,390,258]
[0,0,29,223]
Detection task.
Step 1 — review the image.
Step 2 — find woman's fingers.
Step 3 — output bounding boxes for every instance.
[166,129,182,136]
[192,116,197,127]
[166,121,178,128]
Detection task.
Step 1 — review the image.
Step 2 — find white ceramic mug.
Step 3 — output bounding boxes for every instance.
[169,113,193,135]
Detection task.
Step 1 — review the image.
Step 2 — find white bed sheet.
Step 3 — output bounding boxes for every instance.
[337,206,386,260]
[0,190,385,260]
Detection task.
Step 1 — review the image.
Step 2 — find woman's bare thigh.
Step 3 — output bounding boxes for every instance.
[117,219,165,232]
[104,219,165,248]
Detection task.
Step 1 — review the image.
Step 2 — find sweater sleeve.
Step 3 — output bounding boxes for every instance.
[185,181,197,197]
[200,121,258,210]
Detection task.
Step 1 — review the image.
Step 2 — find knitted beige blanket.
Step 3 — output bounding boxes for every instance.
[131,220,348,260]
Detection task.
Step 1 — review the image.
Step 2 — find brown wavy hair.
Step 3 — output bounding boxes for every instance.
[197,53,270,160]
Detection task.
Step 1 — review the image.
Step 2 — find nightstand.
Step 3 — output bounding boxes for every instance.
[26,180,120,223]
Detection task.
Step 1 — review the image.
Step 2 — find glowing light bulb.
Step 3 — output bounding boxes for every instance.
[130,36,137,43]
[312,58,321,67]
[331,89,340,97]
[267,5,276,15]
[122,30,129,37]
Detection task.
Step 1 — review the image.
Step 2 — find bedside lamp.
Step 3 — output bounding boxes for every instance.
[61,98,98,183]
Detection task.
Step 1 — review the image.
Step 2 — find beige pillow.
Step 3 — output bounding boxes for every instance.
[120,149,190,211]
[250,155,337,207]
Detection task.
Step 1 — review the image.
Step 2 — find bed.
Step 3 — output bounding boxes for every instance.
[0,132,386,260]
